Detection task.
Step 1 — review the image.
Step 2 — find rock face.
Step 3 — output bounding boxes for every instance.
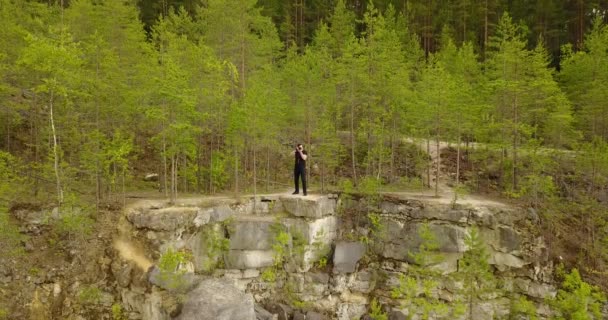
[280,195,337,218]
[176,278,256,320]
[122,193,556,320]
[333,242,366,273]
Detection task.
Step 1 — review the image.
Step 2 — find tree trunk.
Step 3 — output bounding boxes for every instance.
[435,135,440,197]
[456,126,461,187]
[49,89,63,204]
[162,132,168,197]
[390,117,396,183]
[512,85,519,190]
[234,147,239,196]
[266,146,270,192]
[350,90,357,186]
[484,0,488,60]
[426,138,431,188]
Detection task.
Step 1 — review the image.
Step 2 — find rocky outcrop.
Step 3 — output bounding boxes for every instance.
[118,193,557,320]
[176,278,256,320]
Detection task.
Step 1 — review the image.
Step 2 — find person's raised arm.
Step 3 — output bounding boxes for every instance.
[299,150,308,161]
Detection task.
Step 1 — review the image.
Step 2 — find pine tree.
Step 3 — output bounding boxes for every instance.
[458,227,496,319]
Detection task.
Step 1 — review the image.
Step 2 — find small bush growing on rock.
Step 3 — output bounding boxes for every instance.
[510,296,538,320]
[158,248,193,290]
[369,298,388,320]
[111,303,127,320]
[77,285,102,305]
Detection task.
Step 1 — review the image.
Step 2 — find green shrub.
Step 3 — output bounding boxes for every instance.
[550,267,606,320]
[369,298,388,320]
[77,285,102,305]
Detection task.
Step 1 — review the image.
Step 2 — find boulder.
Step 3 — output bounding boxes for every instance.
[255,304,277,320]
[333,241,366,273]
[266,303,293,320]
[127,207,198,231]
[336,303,367,320]
[110,261,132,288]
[306,311,327,320]
[147,266,201,292]
[142,291,169,320]
[230,218,275,250]
[498,226,521,253]
[190,224,226,272]
[284,216,338,245]
[210,205,236,223]
[380,221,466,262]
[176,278,256,320]
[491,252,527,271]
[225,250,274,269]
[292,311,306,320]
[349,269,375,293]
[280,196,337,218]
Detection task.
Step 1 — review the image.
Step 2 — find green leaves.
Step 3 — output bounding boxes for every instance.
[550,268,606,320]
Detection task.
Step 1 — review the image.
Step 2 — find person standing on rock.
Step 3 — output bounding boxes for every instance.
[292,144,308,196]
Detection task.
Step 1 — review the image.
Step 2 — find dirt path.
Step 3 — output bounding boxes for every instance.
[401,137,509,208]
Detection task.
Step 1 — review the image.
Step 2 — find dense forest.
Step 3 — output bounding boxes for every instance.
[1,0,608,303]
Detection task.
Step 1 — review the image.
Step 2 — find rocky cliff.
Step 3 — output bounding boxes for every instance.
[113,192,556,320]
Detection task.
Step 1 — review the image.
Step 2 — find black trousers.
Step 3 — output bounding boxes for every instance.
[294,165,307,194]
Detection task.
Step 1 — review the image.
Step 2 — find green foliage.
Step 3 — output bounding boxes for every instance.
[550,267,606,320]
[201,226,230,272]
[261,267,277,282]
[409,224,443,267]
[391,223,453,319]
[0,207,26,258]
[51,193,95,240]
[111,304,127,320]
[369,298,388,320]
[77,285,102,305]
[158,248,193,290]
[0,308,6,319]
[458,227,496,318]
[510,296,538,320]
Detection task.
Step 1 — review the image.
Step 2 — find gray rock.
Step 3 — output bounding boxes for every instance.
[389,310,407,320]
[142,291,169,320]
[293,311,306,320]
[127,207,198,231]
[190,224,226,273]
[230,218,275,250]
[193,209,211,227]
[337,303,367,320]
[147,266,201,292]
[255,304,277,320]
[121,289,145,313]
[498,226,521,253]
[306,311,327,320]
[176,278,256,320]
[333,241,366,273]
[12,208,52,226]
[285,216,338,245]
[210,205,236,223]
[144,173,159,181]
[280,196,337,218]
[349,269,375,293]
[491,252,527,271]
[225,250,274,269]
[527,282,557,299]
[266,303,293,320]
[111,261,132,288]
[380,221,466,263]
